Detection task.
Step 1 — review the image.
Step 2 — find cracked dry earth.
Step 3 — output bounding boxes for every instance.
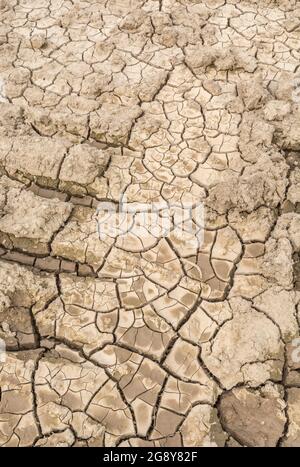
[1,0,300,450]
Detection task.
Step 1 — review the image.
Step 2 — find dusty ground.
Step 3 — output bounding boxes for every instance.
[0,0,300,448]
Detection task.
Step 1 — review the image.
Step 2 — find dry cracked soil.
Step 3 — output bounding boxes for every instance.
[0,0,300,449]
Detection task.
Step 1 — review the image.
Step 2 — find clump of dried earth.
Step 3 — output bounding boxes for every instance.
[0,0,300,448]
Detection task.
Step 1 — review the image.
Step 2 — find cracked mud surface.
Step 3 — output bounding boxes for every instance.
[0,0,300,448]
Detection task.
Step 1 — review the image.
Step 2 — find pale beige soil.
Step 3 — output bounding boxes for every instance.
[0,0,300,447]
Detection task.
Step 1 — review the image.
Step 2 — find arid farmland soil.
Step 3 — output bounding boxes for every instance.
[0,0,300,448]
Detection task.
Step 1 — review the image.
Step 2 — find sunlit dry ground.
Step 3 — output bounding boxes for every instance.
[0,0,300,447]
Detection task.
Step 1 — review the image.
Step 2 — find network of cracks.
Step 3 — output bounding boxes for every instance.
[0,0,300,448]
